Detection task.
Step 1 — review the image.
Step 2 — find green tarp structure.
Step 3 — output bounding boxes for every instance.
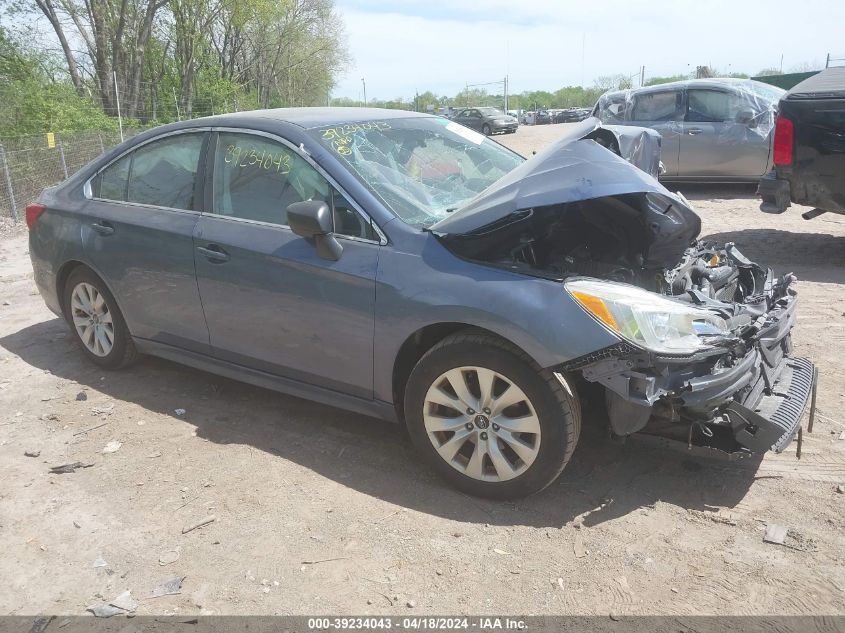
[752,71,819,90]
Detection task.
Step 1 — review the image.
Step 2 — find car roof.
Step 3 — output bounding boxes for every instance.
[177,107,432,130]
[603,78,771,98]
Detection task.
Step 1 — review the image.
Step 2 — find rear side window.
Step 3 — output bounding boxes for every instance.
[631,91,683,122]
[92,133,204,210]
[212,132,375,240]
[93,155,130,200]
[126,134,204,209]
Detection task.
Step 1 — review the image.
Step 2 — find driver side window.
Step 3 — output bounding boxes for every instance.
[212,132,376,240]
[686,89,744,123]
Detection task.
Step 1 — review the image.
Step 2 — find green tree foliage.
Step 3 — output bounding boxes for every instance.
[1,0,349,134]
[644,74,689,86]
[0,27,117,135]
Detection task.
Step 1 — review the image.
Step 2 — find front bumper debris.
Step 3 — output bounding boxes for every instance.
[568,278,817,456]
[726,356,816,453]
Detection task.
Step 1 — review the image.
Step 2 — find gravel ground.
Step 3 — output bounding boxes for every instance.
[1,123,844,617]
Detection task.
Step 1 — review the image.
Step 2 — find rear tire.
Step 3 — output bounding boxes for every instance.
[63,267,138,369]
[404,331,580,499]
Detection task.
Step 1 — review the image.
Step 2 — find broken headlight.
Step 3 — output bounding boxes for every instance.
[565,278,729,355]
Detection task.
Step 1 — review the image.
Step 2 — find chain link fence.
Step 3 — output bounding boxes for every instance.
[0,129,143,221]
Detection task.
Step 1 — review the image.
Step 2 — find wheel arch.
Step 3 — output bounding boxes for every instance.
[56,260,88,316]
[56,260,124,323]
[391,322,537,422]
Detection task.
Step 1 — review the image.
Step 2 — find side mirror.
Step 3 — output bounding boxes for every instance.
[736,109,756,127]
[286,200,343,261]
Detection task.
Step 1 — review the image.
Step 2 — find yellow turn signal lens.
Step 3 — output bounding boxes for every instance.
[570,291,620,332]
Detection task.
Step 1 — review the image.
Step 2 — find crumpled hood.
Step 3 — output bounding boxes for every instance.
[429,122,679,236]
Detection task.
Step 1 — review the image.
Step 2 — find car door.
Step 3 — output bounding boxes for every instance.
[462,109,485,131]
[628,89,684,177]
[83,130,212,354]
[680,87,771,178]
[192,130,381,399]
[452,109,473,129]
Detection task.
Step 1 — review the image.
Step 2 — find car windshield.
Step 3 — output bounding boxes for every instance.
[309,117,524,227]
[478,107,503,116]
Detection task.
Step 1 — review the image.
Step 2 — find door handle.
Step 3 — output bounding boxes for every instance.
[687,128,703,135]
[196,244,230,263]
[91,221,115,236]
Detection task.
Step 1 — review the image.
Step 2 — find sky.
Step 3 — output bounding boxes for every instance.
[332,0,845,101]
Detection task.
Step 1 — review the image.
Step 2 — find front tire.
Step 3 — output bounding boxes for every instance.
[482,124,492,136]
[63,267,138,369]
[404,331,580,499]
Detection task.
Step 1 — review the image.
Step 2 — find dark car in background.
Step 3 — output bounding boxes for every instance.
[450,107,518,135]
[758,67,845,219]
[553,108,592,123]
[26,108,815,499]
[594,79,785,181]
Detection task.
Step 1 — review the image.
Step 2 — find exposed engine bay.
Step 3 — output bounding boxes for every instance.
[437,192,816,456]
[438,192,772,304]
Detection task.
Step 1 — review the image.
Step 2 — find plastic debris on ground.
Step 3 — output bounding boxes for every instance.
[150,576,185,598]
[101,440,122,454]
[764,523,788,545]
[86,590,138,618]
[49,462,94,474]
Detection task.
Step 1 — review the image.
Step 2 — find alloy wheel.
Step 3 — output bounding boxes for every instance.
[423,366,541,482]
[70,282,114,357]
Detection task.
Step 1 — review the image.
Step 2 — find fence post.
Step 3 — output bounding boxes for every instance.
[58,140,69,179]
[98,133,105,153]
[0,143,18,222]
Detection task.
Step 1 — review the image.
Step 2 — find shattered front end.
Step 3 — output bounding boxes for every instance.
[430,131,816,458]
[564,245,817,456]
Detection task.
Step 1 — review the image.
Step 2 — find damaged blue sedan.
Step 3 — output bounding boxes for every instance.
[26,109,816,498]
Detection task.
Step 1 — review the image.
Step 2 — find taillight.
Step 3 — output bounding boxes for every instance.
[25,203,46,230]
[773,115,794,166]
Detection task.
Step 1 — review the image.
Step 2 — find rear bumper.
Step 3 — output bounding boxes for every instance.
[759,168,845,216]
[758,171,791,214]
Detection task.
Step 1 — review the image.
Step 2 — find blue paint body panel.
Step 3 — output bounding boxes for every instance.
[28,108,625,422]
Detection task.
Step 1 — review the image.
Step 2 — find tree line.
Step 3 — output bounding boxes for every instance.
[0,0,348,136]
[331,69,767,114]
[1,6,819,140]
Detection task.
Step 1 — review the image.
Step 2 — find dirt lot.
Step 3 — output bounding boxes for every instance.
[1,123,844,618]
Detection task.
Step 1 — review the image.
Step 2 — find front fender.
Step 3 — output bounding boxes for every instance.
[372,232,621,403]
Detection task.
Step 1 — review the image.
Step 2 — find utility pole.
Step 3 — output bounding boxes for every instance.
[504,75,508,113]
[361,78,367,107]
[640,65,645,87]
[581,33,586,87]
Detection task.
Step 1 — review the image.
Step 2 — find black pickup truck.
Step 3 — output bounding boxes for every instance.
[758,67,845,219]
